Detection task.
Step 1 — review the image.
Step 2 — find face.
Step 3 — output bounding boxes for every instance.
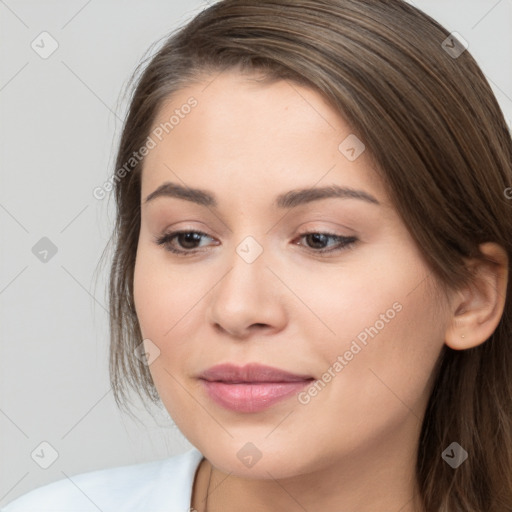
[133,70,451,479]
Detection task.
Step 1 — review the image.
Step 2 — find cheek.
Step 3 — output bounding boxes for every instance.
[299,276,445,450]
[132,246,217,404]
[277,255,406,360]
[292,251,446,431]
[133,245,206,340]
[132,250,200,421]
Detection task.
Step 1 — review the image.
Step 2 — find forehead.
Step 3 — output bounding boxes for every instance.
[150,71,344,141]
[140,70,388,205]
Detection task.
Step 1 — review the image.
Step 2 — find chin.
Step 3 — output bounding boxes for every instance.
[194,436,314,480]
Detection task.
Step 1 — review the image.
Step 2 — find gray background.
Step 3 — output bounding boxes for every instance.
[1,0,511,506]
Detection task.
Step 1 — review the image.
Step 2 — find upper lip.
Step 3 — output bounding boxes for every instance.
[199,363,314,383]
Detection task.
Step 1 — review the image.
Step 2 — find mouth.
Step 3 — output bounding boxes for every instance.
[198,363,315,413]
[199,362,314,383]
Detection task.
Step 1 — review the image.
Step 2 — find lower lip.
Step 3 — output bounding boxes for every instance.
[200,379,312,413]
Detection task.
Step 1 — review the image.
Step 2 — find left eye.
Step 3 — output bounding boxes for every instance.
[154,230,358,256]
[296,232,358,253]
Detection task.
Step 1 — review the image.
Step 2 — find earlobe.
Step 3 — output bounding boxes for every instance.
[444,242,509,351]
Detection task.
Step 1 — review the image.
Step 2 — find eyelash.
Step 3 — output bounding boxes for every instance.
[154,230,358,256]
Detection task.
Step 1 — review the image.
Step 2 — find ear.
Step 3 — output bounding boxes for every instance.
[444,242,509,350]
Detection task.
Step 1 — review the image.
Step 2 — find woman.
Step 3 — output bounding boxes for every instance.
[3,0,511,511]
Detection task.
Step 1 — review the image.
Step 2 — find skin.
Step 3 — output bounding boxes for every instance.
[133,70,508,512]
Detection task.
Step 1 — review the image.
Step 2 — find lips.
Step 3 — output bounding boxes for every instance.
[198,363,315,413]
[199,363,314,383]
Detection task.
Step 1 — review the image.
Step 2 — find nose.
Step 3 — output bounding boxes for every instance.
[205,241,288,340]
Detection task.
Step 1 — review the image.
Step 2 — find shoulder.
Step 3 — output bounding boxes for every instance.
[1,447,204,512]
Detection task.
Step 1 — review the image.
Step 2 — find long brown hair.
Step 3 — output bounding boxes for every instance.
[98,1,512,509]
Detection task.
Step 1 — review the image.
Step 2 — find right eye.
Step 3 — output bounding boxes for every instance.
[154,230,217,255]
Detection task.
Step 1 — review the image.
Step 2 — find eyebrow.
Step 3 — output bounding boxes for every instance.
[143,182,380,208]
